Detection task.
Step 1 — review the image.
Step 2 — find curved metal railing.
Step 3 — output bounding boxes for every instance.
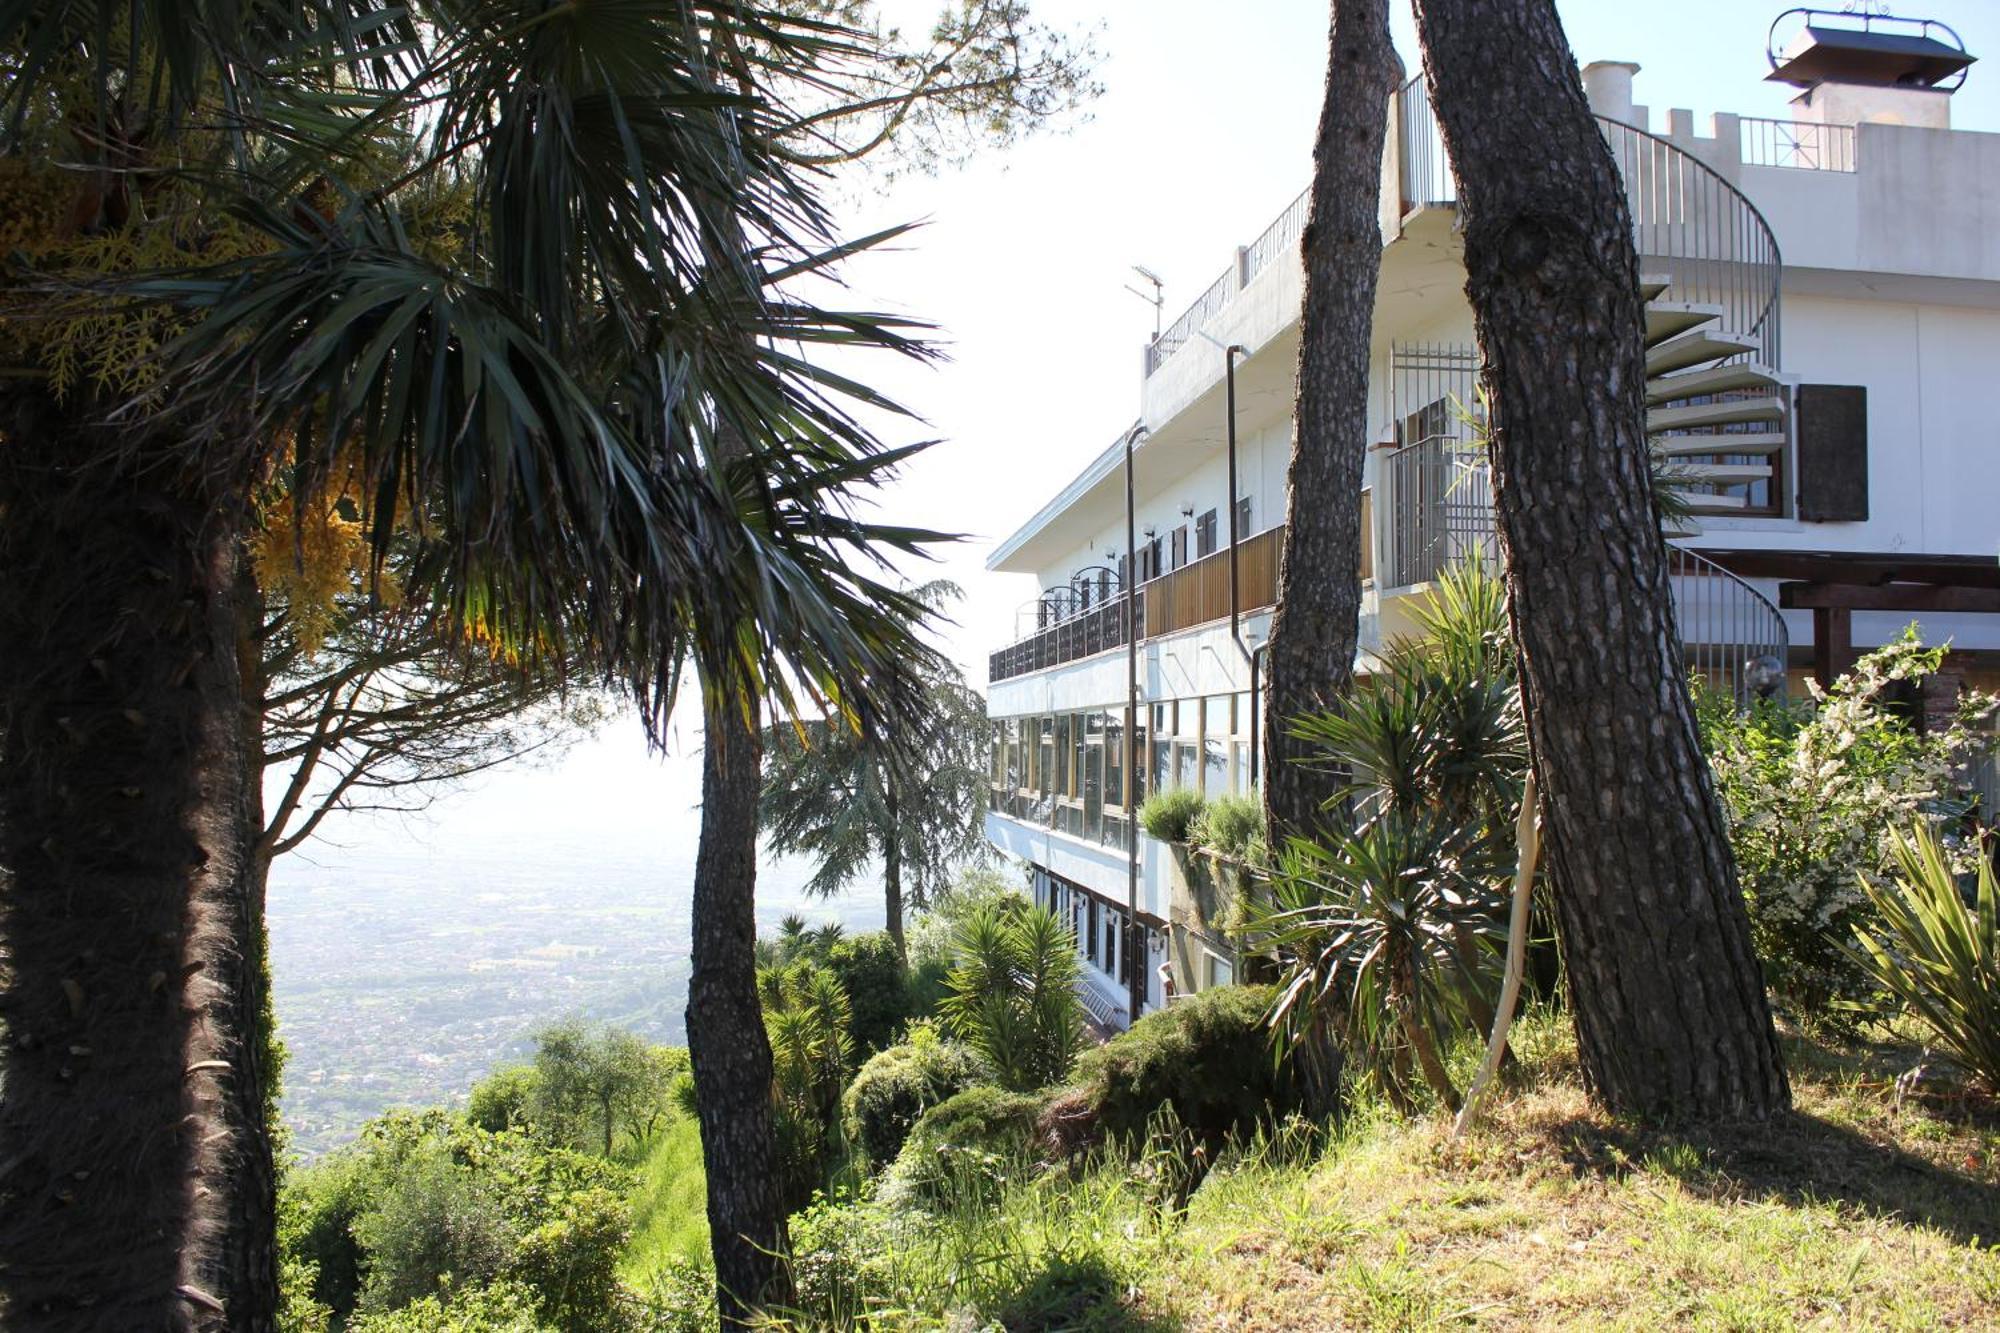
[1596,117,1783,370]
[1143,81,1786,378]
[1666,543,1789,702]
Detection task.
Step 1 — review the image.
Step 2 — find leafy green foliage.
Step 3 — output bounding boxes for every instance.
[1700,629,1996,1018]
[940,902,1086,1092]
[908,865,1029,972]
[760,957,857,1210]
[1139,787,1207,844]
[530,1021,684,1157]
[1852,823,2000,1090]
[343,1279,549,1333]
[466,1065,541,1135]
[1258,560,1522,1113]
[1067,985,1297,1148]
[284,1110,632,1325]
[884,1086,1048,1205]
[827,932,914,1056]
[1190,791,1265,860]
[842,1020,989,1166]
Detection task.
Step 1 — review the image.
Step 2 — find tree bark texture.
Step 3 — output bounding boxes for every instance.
[687,698,792,1325]
[0,392,279,1329]
[1410,0,1788,1120]
[1264,0,1400,844]
[882,780,905,960]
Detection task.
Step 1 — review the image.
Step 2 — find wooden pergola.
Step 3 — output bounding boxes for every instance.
[1697,550,2000,686]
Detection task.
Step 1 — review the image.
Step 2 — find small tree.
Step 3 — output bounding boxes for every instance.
[529,1022,677,1159]
[940,902,1086,1092]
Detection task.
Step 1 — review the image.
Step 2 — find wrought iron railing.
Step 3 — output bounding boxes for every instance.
[1597,117,1784,369]
[1142,80,1787,379]
[1667,544,1790,701]
[1244,187,1311,286]
[1379,437,1497,590]
[1739,116,1856,172]
[989,597,1133,684]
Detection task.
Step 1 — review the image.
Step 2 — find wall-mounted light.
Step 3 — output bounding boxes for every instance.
[1179,503,1195,518]
[1143,525,1157,539]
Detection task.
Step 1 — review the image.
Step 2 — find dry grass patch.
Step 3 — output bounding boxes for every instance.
[1150,1021,2000,1331]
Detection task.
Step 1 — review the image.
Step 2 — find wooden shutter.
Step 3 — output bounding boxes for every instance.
[1796,384,1868,522]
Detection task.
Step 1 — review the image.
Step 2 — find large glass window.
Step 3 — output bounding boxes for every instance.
[1053,714,1071,799]
[1105,713,1125,810]
[1151,703,1172,794]
[1202,695,1231,798]
[1083,712,1104,844]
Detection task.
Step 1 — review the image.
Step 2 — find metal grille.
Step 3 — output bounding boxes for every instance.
[1395,76,1453,214]
[1145,268,1236,376]
[1739,117,1856,172]
[1243,187,1311,286]
[1667,544,1789,703]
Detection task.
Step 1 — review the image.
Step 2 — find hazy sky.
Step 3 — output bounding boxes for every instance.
[276,0,2000,859]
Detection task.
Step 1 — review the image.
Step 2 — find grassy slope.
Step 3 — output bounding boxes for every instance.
[620,1115,710,1284]
[783,1013,2000,1330]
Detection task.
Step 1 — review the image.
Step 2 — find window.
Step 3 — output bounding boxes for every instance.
[1170,525,1188,570]
[1086,896,1102,969]
[1083,712,1104,844]
[1151,703,1172,795]
[1235,495,1253,538]
[1103,906,1122,981]
[1105,713,1125,811]
[1232,691,1254,792]
[1204,950,1235,990]
[1195,508,1218,558]
[1202,695,1231,798]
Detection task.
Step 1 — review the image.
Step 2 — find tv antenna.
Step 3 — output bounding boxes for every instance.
[1125,265,1165,337]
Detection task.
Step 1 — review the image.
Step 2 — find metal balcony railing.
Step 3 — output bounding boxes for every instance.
[1739,116,1856,172]
[1667,544,1790,702]
[1143,79,1786,379]
[1379,437,1498,590]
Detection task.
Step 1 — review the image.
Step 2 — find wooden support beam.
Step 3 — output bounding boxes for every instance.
[1813,605,1853,689]
[1780,582,2000,614]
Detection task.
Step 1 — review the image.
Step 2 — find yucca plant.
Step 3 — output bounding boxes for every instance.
[1851,823,2000,1092]
[1254,812,1508,1113]
[761,959,856,1210]
[941,903,1086,1092]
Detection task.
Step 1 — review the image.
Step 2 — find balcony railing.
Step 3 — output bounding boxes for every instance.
[988,526,1286,684]
[1739,116,1856,172]
[1144,78,1785,378]
[1379,437,1497,590]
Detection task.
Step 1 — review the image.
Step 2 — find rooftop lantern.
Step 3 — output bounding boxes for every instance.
[1767,7,1975,129]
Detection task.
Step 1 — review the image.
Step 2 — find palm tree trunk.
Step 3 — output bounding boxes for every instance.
[882,781,905,960]
[1263,0,1399,843]
[0,393,278,1329]
[687,696,792,1324]
[1410,0,1787,1121]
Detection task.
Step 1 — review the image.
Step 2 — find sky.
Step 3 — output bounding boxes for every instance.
[274,0,2000,859]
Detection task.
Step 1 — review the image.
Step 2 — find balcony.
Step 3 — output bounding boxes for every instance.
[988,527,1287,685]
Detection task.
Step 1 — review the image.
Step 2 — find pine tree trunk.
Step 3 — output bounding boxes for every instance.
[1409,0,1788,1121]
[882,782,905,961]
[1264,0,1400,843]
[687,698,792,1325]
[0,392,279,1328]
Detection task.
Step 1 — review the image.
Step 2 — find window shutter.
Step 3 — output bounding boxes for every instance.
[1795,384,1868,522]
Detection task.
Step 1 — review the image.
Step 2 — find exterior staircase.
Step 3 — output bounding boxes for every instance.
[1641,277,1792,698]
[1641,275,1791,517]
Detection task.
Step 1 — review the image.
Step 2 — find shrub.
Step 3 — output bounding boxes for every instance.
[349,1134,519,1314]
[909,865,1027,971]
[1701,630,1995,1018]
[344,1279,546,1333]
[1852,822,2000,1091]
[761,958,855,1211]
[842,1021,989,1167]
[826,931,912,1055]
[1066,984,1297,1148]
[284,1152,372,1317]
[941,902,1086,1091]
[886,1085,1046,1204]
[1191,791,1264,859]
[466,1064,540,1134]
[1138,786,1206,844]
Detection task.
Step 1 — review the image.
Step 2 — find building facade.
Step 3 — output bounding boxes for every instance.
[982,16,2000,1029]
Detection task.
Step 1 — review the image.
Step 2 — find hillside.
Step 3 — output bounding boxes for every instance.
[703,1014,2000,1330]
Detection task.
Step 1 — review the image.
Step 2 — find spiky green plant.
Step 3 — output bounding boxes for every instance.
[1851,823,2000,1091]
[940,903,1086,1092]
[1138,787,1207,844]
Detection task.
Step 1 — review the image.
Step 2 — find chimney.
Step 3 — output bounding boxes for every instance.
[1582,60,1641,124]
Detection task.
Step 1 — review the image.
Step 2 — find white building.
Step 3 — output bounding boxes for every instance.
[980,14,2000,1029]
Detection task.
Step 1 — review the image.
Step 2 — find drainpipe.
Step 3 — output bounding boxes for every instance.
[1223,344,1263,779]
[1123,421,1149,1024]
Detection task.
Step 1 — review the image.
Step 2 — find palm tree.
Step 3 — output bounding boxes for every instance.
[760,582,990,958]
[0,3,940,1326]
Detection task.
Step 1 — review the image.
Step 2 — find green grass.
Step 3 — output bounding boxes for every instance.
[619,1115,710,1285]
[758,1009,2000,1330]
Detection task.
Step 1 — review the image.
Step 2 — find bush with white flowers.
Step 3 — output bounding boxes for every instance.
[1698,629,1996,1021]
